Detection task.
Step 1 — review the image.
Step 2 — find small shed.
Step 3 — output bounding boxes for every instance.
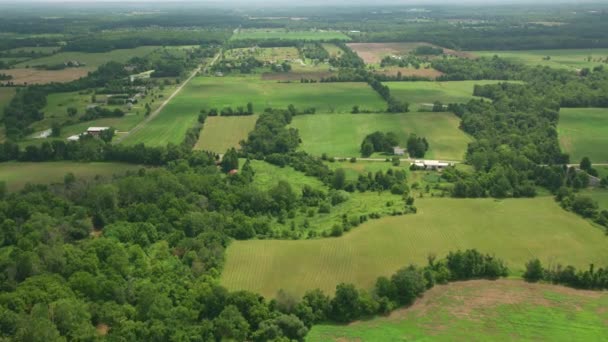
[67,135,81,141]
[393,147,405,156]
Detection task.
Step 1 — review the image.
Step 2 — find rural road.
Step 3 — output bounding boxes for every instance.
[114,50,222,144]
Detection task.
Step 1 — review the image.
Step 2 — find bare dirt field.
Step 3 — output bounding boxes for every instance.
[261,71,334,81]
[347,42,473,64]
[373,66,444,79]
[0,67,91,85]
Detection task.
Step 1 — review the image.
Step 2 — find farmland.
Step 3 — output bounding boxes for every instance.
[0,87,15,113]
[194,115,258,152]
[125,75,386,147]
[231,28,351,41]
[386,80,511,111]
[347,42,472,64]
[558,108,608,163]
[225,47,300,62]
[308,279,608,341]
[0,161,143,191]
[221,197,608,297]
[291,112,471,160]
[473,49,608,71]
[14,46,160,69]
[0,68,90,85]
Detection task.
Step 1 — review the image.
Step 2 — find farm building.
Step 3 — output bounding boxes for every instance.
[67,134,81,141]
[87,127,111,136]
[393,147,406,156]
[413,160,452,170]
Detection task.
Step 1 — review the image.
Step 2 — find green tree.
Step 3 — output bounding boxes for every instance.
[221,148,239,173]
[213,305,250,342]
[523,259,544,282]
[332,169,346,190]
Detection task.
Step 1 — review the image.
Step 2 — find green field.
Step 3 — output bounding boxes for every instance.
[221,197,608,297]
[558,108,608,163]
[225,47,300,62]
[0,87,15,114]
[194,115,258,152]
[386,80,510,111]
[247,160,405,237]
[321,43,343,57]
[308,279,608,341]
[473,49,608,71]
[0,161,143,191]
[583,188,608,210]
[15,46,159,69]
[231,28,350,41]
[124,75,386,146]
[291,112,470,160]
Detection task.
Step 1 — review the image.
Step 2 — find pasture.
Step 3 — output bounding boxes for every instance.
[373,66,443,79]
[231,28,350,41]
[558,108,608,163]
[321,43,343,57]
[291,112,470,160]
[473,49,608,70]
[194,115,258,153]
[221,197,608,297]
[14,46,159,69]
[308,279,608,341]
[386,80,509,111]
[0,161,142,191]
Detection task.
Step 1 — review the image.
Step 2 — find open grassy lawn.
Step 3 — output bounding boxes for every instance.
[558,108,608,163]
[221,197,608,298]
[308,279,608,341]
[583,188,608,210]
[0,87,15,114]
[473,49,608,71]
[291,112,470,160]
[194,115,258,152]
[0,161,142,191]
[386,80,509,111]
[249,159,326,193]
[321,43,343,58]
[231,28,350,41]
[14,46,159,69]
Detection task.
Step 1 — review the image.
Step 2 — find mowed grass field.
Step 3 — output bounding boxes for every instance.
[558,108,608,163]
[14,46,159,69]
[473,49,608,71]
[221,197,608,297]
[0,162,143,191]
[308,279,608,341]
[386,80,510,111]
[291,112,470,160]
[194,115,258,152]
[231,28,350,41]
[123,76,385,146]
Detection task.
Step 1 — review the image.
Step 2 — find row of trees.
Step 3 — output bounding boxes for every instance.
[524,259,608,290]
[360,131,399,157]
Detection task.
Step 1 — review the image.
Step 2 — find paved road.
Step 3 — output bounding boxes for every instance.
[114,50,222,144]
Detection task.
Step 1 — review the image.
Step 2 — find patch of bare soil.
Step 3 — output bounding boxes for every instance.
[374,67,444,79]
[96,324,109,336]
[347,42,473,64]
[0,67,91,85]
[261,71,334,81]
[349,279,603,329]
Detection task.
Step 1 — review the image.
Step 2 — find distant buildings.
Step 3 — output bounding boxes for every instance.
[413,160,453,171]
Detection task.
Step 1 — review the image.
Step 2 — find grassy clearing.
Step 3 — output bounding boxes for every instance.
[291,112,470,160]
[231,28,350,41]
[321,43,343,57]
[194,115,258,153]
[558,108,608,163]
[386,80,510,111]
[347,42,472,64]
[221,197,608,297]
[583,188,608,210]
[247,160,405,237]
[0,87,15,114]
[473,49,608,71]
[14,46,159,69]
[0,161,142,191]
[308,279,608,341]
